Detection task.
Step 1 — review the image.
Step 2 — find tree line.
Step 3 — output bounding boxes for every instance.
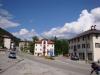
[21,36,69,56]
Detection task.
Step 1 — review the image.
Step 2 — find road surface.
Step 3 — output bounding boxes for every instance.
[0,52,95,75]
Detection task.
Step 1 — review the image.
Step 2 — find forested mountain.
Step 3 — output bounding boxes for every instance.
[0,27,20,46]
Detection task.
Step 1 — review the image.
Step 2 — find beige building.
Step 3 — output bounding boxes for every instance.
[3,35,11,49]
[19,40,30,53]
[68,26,100,61]
[0,35,15,50]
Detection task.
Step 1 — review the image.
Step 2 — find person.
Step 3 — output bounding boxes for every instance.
[90,62,98,75]
[96,62,100,75]
[90,62,100,75]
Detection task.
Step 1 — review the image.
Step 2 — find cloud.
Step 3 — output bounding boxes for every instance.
[42,7,100,39]
[12,28,39,40]
[0,8,20,28]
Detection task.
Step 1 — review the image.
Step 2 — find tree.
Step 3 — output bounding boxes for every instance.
[61,39,69,56]
[32,36,39,42]
[52,37,69,56]
[29,36,39,54]
[0,36,4,48]
[28,42,34,54]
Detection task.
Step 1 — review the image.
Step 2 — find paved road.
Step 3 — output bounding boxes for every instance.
[0,51,23,74]
[18,52,93,75]
[0,51,96,75]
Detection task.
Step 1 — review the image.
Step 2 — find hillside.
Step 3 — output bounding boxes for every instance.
[0,27,20,46]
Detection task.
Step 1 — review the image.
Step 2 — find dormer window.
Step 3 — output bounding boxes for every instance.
[44,41,46,44]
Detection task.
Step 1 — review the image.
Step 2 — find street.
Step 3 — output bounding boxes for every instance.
[0,51,95,75]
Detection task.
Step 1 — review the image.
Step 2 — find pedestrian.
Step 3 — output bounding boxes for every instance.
[90,62,98,75]
[96,62,100,75]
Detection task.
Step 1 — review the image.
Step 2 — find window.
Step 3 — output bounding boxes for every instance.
[86,43,90,48]
[71,46,73,49]
[87,35,90,40]
[74,45,76,50]
[44,41,46,44]
[74,39,76,42]
[82,44,85,48]
[69,46,70,49]
[95,43,100,48]
[72,40,73,43]
[77,44,80,49]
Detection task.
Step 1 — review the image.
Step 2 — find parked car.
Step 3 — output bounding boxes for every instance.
[71,56,79,60]
[8,51,16,59]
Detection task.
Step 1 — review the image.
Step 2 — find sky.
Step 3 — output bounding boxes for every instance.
[0,0,100,40]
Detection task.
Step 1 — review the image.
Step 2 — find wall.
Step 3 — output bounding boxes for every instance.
[34,43,43,56]
[92,34,100,61]
[69,35,93,60]
[47,44,55,56]
[4,38,11,49]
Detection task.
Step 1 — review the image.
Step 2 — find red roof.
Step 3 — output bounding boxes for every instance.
[35,39,54,44]
[47,40,54,44]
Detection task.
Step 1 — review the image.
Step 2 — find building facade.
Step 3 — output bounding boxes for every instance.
[19,41,30,53]
[0,35,16,50]
[68,26,100,61]
[3,35,11,49]
[34,39,55,56]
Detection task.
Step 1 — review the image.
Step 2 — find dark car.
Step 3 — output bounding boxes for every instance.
[71,56,79,60]
[8,51,16,59]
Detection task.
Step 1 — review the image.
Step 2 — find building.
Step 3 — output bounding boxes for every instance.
[68,25,100,61]
[0,27,20,50]
[19,40,30,53]
[0,35,16,50]
[19,41,30,49]
[34,39,55,56]
[3,35,12,49]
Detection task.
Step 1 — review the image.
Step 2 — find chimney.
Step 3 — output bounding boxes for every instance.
[91,25,96,30]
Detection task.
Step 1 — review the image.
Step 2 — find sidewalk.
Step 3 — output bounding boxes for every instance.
[0,52,23,73]
[54,55,90,67]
